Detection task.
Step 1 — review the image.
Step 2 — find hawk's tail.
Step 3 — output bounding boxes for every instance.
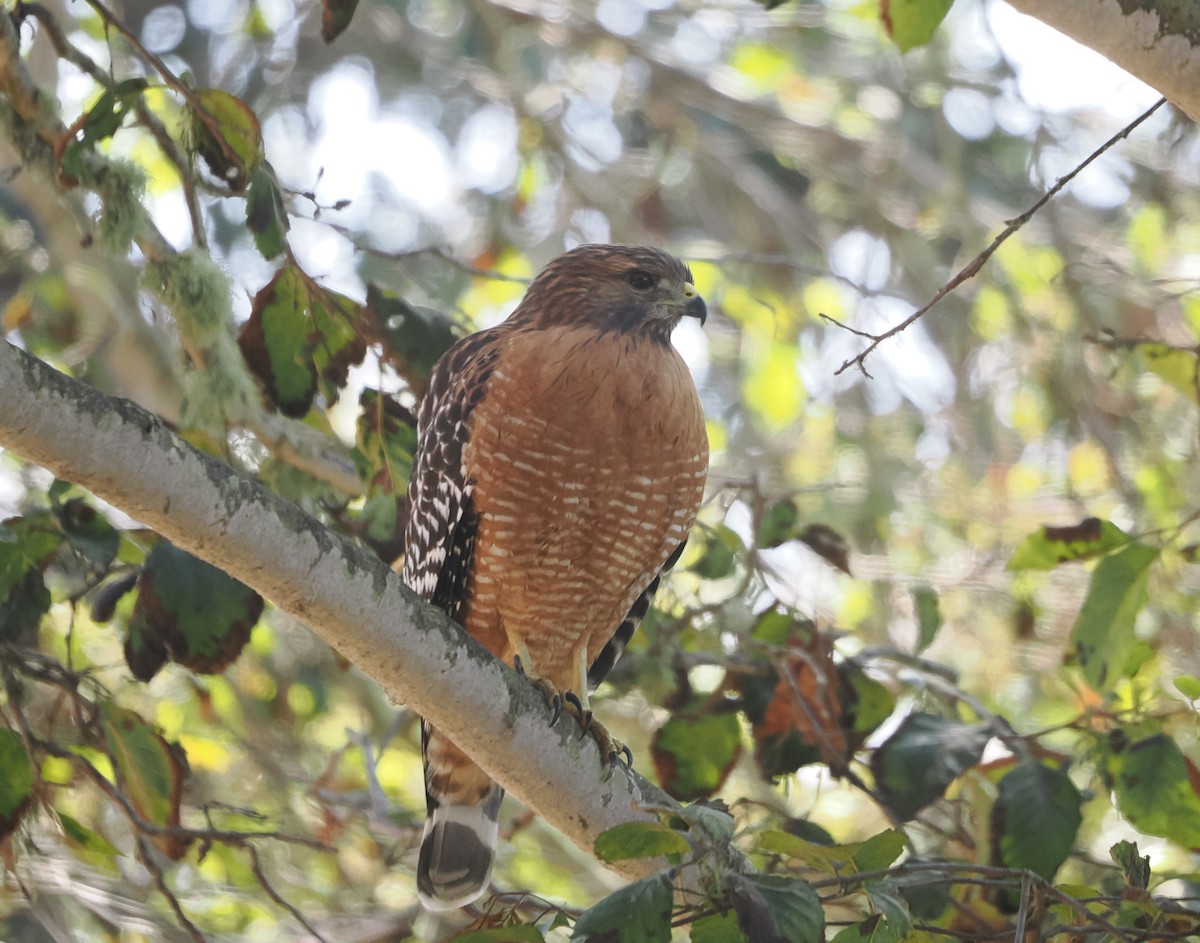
[417,723,504,911]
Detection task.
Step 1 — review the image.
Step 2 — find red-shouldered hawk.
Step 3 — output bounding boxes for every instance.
[401,244,709,911]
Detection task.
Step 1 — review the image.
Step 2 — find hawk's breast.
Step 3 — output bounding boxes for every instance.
[462,325,708,689]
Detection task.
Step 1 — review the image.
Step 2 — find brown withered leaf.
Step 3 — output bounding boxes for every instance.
[799,524,852,575]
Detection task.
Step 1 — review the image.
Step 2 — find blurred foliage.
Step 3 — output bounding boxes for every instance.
[2,0,1200,941]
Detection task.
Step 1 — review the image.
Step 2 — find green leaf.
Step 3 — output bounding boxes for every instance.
[80,78,150,144]
[851,829,908,872]
[59,812,120,857]
[99,702,190,859]
[246,161,290,260]
[690,912,746,943]
[691,524,744,580]
[0,514,61,641]
[1106,733,1200,851]
[594,822,689,863]
[870,713,989,820]
[571,870,674,943]
[308,285,366,401]
[125,541,263,681]
[238,264,366,417]
[895,865,953,920]
[842,663,895,739]
[994,761,1082,879]
[865,882,911,937]
[1007,518,1130,571]
[363,284,460,394]
[1175,675,1200,701]
[651,710,742,801]
[321,0,362,42]
[751,608,810,647]
[758,828,904,876]
[355,388,419,492]
[882,0,955,52]
[911,585,941,653]
[677,800,736,845]
[239,265,317,416]
[0,515,63,598]
[1109,840,1151,891]
[0,727,34,840]
[190,88,263,191]
[728,874,823,943]
[1069,542,1159,692]
[59,78,150,182]
[57,497,119,569]
[758,499,800,548]
[450,927,545,943]
[0,569,52,642]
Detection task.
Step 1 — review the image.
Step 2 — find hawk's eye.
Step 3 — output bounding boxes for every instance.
[627,270,656,291]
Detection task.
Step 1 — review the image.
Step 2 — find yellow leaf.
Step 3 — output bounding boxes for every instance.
[744,341,805,427]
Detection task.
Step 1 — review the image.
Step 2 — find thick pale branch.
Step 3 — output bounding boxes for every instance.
[1005,0,1200,120]
[0,338,690,886]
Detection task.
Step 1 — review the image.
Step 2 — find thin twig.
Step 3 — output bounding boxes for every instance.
[830,97,1169,377]
[247,846,331,943]
[337,234,533,283]
[135,834,208,943]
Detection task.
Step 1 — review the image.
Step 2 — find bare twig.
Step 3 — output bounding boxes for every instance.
[247,846,331,943]
[343,236,533,284]
[830,97,1169,377]
[134,834,208,942]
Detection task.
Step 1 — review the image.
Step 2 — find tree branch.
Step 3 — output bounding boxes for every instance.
[0,336,714,892]
[830,97,1168,377]
[1005,0,1200,120]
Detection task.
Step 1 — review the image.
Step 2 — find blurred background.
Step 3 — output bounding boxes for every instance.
[2,0,1199,939]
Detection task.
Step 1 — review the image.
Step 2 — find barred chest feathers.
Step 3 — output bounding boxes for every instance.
[461,325,707,683]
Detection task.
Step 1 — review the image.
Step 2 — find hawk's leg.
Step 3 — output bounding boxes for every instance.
[569,648,630,771]
[511,646,632,773]
[513,652,563,726]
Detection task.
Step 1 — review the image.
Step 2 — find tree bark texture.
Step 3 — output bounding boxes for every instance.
[1005,0,1200,119]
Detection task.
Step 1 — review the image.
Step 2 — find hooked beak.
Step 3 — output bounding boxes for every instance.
[681,283,707,326]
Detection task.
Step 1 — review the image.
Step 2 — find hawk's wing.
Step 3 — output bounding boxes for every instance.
[404,328,508,912]
[402,331,502,618]
[587,538,689,689]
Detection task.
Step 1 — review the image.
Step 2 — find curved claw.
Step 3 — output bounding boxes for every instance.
[547,693,562,727]
[600,743,634,782]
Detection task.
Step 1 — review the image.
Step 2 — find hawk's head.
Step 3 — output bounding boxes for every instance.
[510,244,707,341]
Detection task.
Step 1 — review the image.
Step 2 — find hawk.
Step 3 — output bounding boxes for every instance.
[401,244,709,910]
